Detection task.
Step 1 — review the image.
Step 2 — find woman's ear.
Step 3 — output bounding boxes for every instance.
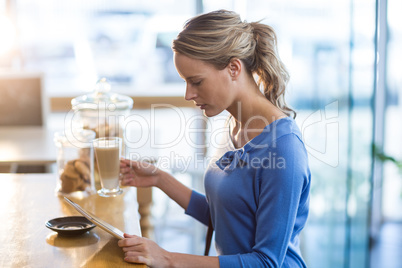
[227,58,242,80]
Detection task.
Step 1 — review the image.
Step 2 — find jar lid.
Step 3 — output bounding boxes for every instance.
[71,78,134,111]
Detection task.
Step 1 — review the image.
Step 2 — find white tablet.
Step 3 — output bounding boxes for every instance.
[64,197,125,239]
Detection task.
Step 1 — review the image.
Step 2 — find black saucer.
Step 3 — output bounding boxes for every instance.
[46,216,96,237]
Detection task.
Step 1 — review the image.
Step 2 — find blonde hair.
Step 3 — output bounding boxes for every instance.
[172,10,295,118]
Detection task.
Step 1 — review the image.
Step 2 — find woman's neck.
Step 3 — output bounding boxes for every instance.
[228,89,286,148]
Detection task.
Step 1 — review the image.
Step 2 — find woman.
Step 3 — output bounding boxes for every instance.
[119,10,311,268]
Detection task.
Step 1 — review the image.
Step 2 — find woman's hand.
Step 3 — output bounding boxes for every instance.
[120,159,161,188]
[118,234,171,267]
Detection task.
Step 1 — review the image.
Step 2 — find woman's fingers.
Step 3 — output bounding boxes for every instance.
[120,160,132,170]
[120,160,158,175]
[123,233,136,238]
[120,160,144,174]
[121,244,144,253]
[120,159,131,165]
[120,177,134,186]
[117,235,142,247]
[120,159,139,169]
[118,236,150,265]
[118,234,167,266]
[120,166,133,174]
[124,254,150,265]
[124,250,143,257]
[120,172,134,180]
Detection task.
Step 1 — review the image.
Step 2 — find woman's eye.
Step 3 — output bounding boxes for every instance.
[192,81,202,86]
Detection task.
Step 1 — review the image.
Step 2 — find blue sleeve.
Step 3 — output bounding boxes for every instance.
[185,190,210,226]
[219,135,310,267]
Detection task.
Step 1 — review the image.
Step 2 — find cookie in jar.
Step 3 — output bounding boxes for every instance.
[54,130,96,197]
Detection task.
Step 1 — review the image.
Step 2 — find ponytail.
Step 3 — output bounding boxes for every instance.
[248,22,296,118]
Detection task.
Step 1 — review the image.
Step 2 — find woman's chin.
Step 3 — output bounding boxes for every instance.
[203,108,223,117]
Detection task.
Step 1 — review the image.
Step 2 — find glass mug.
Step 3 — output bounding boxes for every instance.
[93,137,123,197]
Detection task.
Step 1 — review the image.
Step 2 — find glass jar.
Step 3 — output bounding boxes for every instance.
[71,78,133,191]
[54,129,96,197]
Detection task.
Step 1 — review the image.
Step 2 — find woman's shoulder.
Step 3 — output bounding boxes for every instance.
[245,116,304,151]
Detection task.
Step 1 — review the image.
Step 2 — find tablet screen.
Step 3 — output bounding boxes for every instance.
[64,197,125,239]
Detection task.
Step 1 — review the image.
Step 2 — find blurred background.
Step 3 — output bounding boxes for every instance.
[0,0,401,267]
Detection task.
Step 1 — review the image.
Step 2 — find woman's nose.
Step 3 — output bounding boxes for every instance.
[185,85,197,101]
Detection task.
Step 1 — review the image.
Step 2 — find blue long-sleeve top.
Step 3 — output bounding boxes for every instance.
[185,117,311,267]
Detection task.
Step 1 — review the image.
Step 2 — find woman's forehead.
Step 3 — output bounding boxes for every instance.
[174,53,215,78]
